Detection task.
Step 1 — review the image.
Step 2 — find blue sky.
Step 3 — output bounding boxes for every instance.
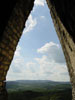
[6,0,70,82]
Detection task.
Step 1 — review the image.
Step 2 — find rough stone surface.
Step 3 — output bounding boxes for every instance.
[0,0,75,100]
[46,0,75,100]
[0,0,34,92]
[47,0,75,43]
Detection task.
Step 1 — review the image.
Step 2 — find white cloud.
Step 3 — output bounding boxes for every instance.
[40,16,45,19]
[6,42,70,82]
[23,14,37,34]
[7,45,26,80]
[37,42,59,53]
[37,42,66,63]
[34,0,46,6]
[34,55,70,81]
[14,45,21,57]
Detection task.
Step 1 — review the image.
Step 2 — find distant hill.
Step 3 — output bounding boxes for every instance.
[6,80,72,92]
[6,80,72,100]
[6,80,71,85]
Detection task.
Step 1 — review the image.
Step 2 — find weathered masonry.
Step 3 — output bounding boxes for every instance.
[0,0,75,100]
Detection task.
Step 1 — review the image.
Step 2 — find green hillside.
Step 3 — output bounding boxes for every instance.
[6,80,72,100]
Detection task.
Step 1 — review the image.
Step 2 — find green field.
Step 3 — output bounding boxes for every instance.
[6,80,72,100]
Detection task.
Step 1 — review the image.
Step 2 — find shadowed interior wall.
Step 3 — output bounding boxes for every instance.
[0,0,75,100]
[46,0,75,100]
[0,0,34,92]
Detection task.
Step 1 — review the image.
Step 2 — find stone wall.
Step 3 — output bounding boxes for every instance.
[46,0,75,100]
[0,0,34,93]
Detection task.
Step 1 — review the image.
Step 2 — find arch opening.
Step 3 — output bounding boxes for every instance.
[5,0,72,100]
[6,0,70,82]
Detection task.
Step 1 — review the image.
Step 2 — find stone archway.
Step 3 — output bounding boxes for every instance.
[0,0,75,100]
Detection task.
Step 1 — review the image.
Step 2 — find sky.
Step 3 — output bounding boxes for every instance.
[6,0,70,82]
